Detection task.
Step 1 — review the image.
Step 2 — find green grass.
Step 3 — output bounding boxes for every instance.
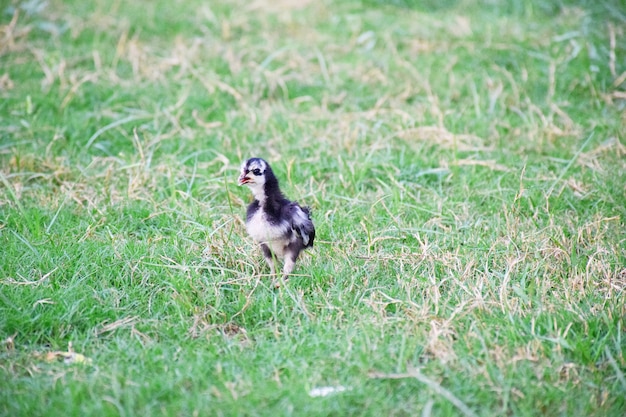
[1,0,625,415]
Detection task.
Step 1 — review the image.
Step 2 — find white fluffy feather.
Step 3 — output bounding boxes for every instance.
[246,209,291,257]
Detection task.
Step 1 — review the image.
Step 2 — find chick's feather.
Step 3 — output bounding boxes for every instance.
[283,203,315,247]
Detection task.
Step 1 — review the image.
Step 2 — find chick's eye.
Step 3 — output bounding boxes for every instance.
[252,169,262,176]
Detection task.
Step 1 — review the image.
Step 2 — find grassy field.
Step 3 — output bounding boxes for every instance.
[1,0,625,415]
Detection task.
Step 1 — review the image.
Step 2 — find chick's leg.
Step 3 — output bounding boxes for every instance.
[272,256,295,289]
[282,257,296,278]
[260,244,276,276]
[278,248,300,287]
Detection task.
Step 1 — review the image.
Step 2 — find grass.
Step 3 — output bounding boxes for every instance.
[1,0,625,415]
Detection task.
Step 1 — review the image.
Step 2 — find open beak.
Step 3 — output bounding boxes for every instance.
[238,173,251,185]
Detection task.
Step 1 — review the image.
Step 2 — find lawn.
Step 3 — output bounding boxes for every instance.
[1,0,625,415]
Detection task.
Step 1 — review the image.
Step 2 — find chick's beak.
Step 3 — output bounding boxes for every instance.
[238,172,251,185]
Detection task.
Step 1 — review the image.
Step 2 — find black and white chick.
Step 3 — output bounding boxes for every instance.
[238,157,315,285]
